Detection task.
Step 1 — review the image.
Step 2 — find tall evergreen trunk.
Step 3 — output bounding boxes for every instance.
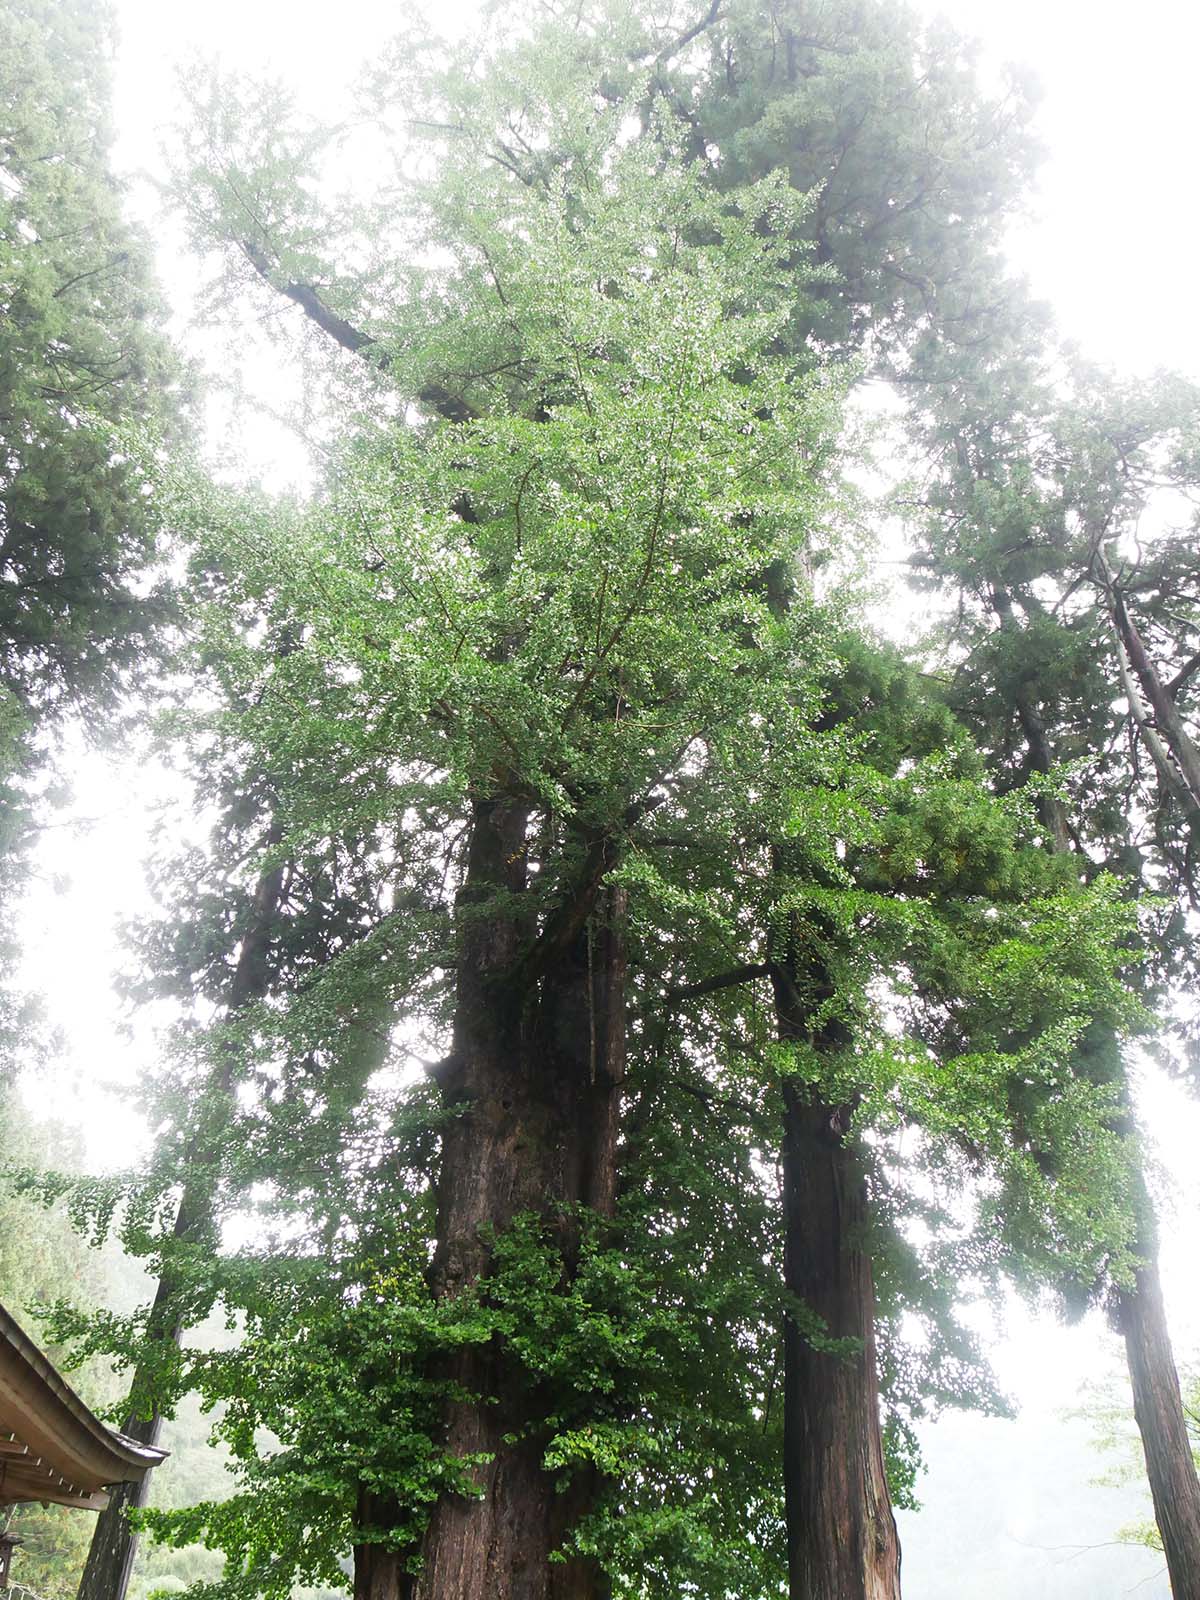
[77,854,286,1600]
[1094,567,1200,1594]
[771,956,901,1600]
[987,582,1200,1590]
[1118,1174,1200,1600]
[74,1456,155,1600]
[355,799,626,1600]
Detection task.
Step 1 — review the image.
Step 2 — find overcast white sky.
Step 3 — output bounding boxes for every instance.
[16,1,1200,1594]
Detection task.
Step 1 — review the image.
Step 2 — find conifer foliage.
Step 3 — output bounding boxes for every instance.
[0,0,182,1068]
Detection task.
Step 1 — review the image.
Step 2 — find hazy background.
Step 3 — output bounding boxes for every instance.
[17,2,1200,1594]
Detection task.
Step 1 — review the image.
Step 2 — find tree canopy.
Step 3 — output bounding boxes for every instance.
[4,4,1199,1600]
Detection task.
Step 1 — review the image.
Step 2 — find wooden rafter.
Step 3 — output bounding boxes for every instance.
[0,1304,166,1512]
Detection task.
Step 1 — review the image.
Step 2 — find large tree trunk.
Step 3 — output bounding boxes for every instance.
[77,856,286,1600]
[75,1470,154,1600]
[354,800,625,1600]
[1094,567,1200,1596]
[771,945,901,1600]
[1118,1180,1200,1600]
[779,1084,901,1600]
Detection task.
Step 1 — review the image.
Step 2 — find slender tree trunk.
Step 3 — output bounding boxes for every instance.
[771,949,901,1600]
[987,580,1200,1589]
[1093,567,1200,1595]
[352,800,625,1600]
[1118,1168,1200,1600]
[75,1471,153,1600]
[354,1489,415,1600]
[76,855,286,1600]
[1094,550,1200,810]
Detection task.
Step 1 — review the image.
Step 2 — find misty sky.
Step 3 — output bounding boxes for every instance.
[16,2,1200,1595]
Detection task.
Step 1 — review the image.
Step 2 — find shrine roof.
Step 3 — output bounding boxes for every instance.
[0,1303,166,1512]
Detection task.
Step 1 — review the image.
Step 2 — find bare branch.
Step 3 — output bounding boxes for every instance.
[664,962,771,1004]
[239,239,480,421]
[241,239,378,357]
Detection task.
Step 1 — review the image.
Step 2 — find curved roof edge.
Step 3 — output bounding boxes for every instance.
[0,1301,167,1508]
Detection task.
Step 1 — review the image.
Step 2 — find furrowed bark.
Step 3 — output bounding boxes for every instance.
[76,853,287,1600]
[771,956,901,1600]
[352,800,626,1600]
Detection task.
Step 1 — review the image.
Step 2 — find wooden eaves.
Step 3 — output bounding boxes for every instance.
[0,1303,166,1512]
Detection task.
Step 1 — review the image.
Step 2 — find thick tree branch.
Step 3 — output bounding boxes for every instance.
[512,793,666,987]
[665,1070,758,1123]
[241,240,378,357]
[664,962,771,1003]
[989,582,1073,852]
[1108,624,1196,818]
[632,0,722,64]
[661,0,722,59]
[239,240,478,421]
[1167,648,1200,699]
